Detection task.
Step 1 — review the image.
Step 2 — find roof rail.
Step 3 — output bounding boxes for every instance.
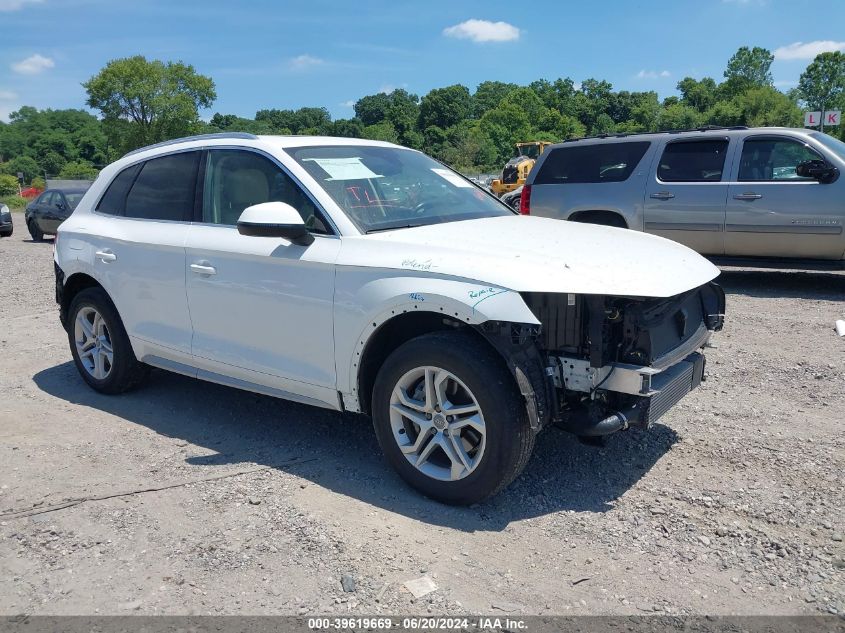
[122,132,259,158]
[561,125,749,143]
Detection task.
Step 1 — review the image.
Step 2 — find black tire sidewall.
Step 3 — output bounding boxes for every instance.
[372,332,529,505]
[67,288,139,394]
[28,220,43,241]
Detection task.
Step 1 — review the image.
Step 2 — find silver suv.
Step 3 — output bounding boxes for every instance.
[522,127,845,265]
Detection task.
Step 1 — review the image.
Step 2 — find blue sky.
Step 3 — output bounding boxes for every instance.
[1,0,844,122]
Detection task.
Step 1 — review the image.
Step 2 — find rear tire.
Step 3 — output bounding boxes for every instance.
[67,287,149,394]
[0,228,11,238]
[371,331,535,505]
[27,219,44,241]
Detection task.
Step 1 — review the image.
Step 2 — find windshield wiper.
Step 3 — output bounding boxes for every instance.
[365,223,423,234]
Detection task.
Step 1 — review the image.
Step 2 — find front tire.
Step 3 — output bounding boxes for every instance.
[67,287,149,394]
[372,331,534,505]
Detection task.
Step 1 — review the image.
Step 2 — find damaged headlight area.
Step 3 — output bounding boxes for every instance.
[515,282,725,436]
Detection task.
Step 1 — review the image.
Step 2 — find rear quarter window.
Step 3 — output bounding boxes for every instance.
[96,163,142,216]
[534,141,650,185]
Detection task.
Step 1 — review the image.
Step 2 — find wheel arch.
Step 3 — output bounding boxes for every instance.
[60,272,112,329]
[568,209,629,228]
[354,311,495,416]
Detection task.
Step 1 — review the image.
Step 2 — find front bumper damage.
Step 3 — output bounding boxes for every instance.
[509,281,725,436]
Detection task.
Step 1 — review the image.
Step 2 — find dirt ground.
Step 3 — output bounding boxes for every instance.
[0,209,843,617]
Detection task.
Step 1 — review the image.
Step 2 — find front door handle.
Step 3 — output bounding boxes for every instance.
[190,263,217,276]
[734,192,762,200]
[95,249,116,263]
[650,191,675,200]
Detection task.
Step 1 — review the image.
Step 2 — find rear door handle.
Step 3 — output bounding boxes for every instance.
[650,191,675,200]
[95,249,116,263]
[734,192,762,200]
[190,263,217,276]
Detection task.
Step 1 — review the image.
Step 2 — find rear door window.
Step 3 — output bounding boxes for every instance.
[124,152,200,221]
[533,142,650,185]
[657,139,729,182]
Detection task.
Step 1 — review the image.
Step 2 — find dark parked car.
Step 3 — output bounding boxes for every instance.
[0,203,12,237]
[25,188,88,241]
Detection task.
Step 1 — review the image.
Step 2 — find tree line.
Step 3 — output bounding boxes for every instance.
[1,45,843,187]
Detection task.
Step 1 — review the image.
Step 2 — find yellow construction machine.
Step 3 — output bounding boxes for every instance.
[490,141,552,197]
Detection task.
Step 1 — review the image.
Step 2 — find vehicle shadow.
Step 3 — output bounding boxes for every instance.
[717,269,845,301]
[33,361,677,531]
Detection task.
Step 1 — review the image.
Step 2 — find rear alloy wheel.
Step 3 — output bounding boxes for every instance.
[74,306,115,381]
[67,287,149,394]
[372,331,535,505]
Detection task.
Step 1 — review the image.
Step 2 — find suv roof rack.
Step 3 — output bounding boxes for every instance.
[561,125,749,143]
[122,132,259,158]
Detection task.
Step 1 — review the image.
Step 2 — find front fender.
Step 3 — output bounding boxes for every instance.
[333,269,539,401]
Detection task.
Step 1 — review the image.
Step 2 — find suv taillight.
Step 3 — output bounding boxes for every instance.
[518,185,531,215]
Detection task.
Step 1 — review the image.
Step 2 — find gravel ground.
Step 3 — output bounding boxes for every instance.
[0,210,843,616]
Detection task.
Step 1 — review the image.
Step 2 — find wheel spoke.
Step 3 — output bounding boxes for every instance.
[92,347,105,379]
[442,401,479,416]
[79,316,94,340]
[439,435,469,480]
[414,432,440,467]
[450,414,485,434]
[423,368,437,411]
[393,385,426,413]
[390,402,431,428]
[400,424,435,456]
[432,369,450,409]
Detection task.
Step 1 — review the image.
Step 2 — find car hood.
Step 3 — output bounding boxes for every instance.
[338,215,720,298]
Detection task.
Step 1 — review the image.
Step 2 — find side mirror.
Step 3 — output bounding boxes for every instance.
[796,159,839,184]
[236,201,315,246]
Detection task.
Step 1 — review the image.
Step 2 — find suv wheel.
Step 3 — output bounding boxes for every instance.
[372,331,534,505]
[27,219,44,241]
[68,287,149,394]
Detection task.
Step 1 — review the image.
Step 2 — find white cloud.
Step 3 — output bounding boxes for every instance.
[0,90,18,100]
[287,54,324,72]
[774,40,845,60]
[442,19,520,43]
[11,53,54,75]
[340,99,356,108]
[0,0,43,11]
[636,69,671,79]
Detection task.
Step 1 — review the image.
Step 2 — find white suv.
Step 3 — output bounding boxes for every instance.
[54,133,725,504]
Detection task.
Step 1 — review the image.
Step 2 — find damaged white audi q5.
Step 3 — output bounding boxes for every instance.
[54,134,725,504]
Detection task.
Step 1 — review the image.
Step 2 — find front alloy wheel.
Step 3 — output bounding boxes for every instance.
[371,331,535,505]
[390,366,486,482]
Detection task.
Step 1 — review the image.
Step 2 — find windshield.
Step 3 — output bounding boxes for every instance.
[518,144,540,159]
[284,145,512,233]
[65,193,85,210]
[810,132,845,160]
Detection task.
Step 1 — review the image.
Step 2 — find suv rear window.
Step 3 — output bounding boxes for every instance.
[657,139,729,182]
[124,152,200,221]
[533,142,650,185]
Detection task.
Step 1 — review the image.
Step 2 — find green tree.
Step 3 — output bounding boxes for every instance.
[84,56,216,153]
[0,155,41,183]
[677,77,719,112]
[658,103,703,130]
[797,51,845,112]
[0,174,19,196]
[419,85,471,130]
[58,160,99,180]
[472,81,519,117]
[722,46,774,97]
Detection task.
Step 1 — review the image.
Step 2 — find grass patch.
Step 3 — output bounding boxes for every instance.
[0,195,29,212]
